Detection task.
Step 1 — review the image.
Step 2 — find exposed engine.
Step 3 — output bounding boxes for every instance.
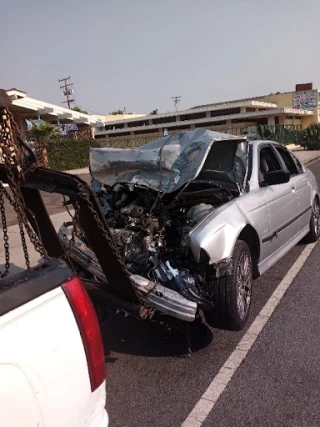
[57,129,246,321]
[94,182,231,302]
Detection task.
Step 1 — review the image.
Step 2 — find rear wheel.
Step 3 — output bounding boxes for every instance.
[305,198,320,243]
[204,240,253,331]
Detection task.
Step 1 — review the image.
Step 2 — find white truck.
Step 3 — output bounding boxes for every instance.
[0,259,108,427]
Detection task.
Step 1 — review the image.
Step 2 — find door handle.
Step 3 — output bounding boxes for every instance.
[291,186,296,193]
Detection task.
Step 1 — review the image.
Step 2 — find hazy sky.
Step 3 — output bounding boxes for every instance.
[1,0,320,115]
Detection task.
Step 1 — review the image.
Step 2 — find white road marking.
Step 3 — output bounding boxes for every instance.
[182,242,317,427]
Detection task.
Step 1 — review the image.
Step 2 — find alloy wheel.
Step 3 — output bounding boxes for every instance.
[236,251,252,320]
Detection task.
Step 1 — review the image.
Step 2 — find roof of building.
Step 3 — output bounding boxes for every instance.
[6,88,27,95]
[7,91,104,127]
[91,113,147,123]
[189,92,291,110]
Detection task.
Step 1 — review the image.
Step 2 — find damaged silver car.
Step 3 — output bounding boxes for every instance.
[59,128,319,331]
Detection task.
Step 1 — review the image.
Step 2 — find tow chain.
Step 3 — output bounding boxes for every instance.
[0,185,10,278]
[1,182,33,269]
[0,104,152,315]
[0,105,48,276]
[0,104,196,354]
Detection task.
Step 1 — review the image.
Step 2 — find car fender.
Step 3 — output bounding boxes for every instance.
[307,169,319,204]
[189,200,247,264]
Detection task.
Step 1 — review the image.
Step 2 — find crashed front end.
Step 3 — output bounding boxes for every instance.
[59,129,248,322]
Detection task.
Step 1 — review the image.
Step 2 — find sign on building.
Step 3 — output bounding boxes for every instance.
[293,90,318,110]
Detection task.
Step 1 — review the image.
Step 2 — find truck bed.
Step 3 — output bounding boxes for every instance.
[0,260,108,427]
[0,259,72,316]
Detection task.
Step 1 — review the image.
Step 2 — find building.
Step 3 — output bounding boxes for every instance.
[91,113,147,123]
[6,89,105,138]
[94,83,319,142]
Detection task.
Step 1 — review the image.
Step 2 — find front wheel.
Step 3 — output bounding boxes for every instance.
[305,198,320,243]
[204,240,253,331]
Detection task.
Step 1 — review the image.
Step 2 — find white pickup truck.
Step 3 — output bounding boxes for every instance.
[0,259,108,427]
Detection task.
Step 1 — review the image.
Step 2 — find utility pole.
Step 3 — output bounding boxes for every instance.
[172,96,181,112]
[58,76,75,109]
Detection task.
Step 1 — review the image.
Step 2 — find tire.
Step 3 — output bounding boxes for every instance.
[305,198,320,243]
[204,240,253,331]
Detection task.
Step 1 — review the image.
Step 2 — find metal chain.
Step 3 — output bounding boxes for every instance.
[0,185,10,278]
[0,107,48,274]
[0,108,149,311]
[3,167,47,260]
[0,107,153,318]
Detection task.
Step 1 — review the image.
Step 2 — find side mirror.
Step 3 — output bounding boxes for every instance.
[264,170,290,186]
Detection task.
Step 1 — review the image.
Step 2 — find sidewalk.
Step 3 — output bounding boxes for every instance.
[291,148,320,165]
[288,143,320,165]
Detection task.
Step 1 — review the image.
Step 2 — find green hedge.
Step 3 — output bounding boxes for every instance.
[256,124,320,150]
[299,124,320,150]
[256,125,302,145]
[47,138,103,171]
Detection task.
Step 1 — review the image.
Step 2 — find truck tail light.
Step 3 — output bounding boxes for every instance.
[62,277,106,392]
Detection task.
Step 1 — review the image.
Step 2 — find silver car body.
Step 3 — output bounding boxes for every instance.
[62,130,318,322]
[90,130,317,278]
[189,139,318,275]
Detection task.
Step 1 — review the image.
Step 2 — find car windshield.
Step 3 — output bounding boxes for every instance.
[196,140,248,191]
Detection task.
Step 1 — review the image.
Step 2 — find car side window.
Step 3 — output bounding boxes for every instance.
[290,152,304,174]
[274,146,299,176]
[259,146,282,183]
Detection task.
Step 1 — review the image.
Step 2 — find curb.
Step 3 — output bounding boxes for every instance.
[304,154,320,166]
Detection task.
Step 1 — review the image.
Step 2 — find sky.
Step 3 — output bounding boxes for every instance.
[1,0,320,115]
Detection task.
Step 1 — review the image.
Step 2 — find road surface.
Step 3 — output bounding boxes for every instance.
[1,159,320,427]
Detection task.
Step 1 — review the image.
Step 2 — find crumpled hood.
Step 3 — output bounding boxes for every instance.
[90,128,246,193]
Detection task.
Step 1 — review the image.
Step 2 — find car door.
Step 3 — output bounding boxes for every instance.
[259,145,299,256]
[274,145,312,232]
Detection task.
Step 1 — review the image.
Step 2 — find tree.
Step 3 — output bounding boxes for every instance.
[110,109,124,115]
[30,122,61,167]
[71,106,88,114]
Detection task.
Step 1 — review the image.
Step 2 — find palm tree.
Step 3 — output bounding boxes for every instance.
[30,122,61,166]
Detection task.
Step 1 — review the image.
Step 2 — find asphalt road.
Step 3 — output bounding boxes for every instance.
[1,159,320,426]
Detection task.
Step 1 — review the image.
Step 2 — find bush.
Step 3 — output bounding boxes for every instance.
[47,138,103,171]
[256,125,302,145]
[299,124,320,150]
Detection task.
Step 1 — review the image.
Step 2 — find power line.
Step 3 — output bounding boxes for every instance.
[172,96,181,112]
[58,76,75,109]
